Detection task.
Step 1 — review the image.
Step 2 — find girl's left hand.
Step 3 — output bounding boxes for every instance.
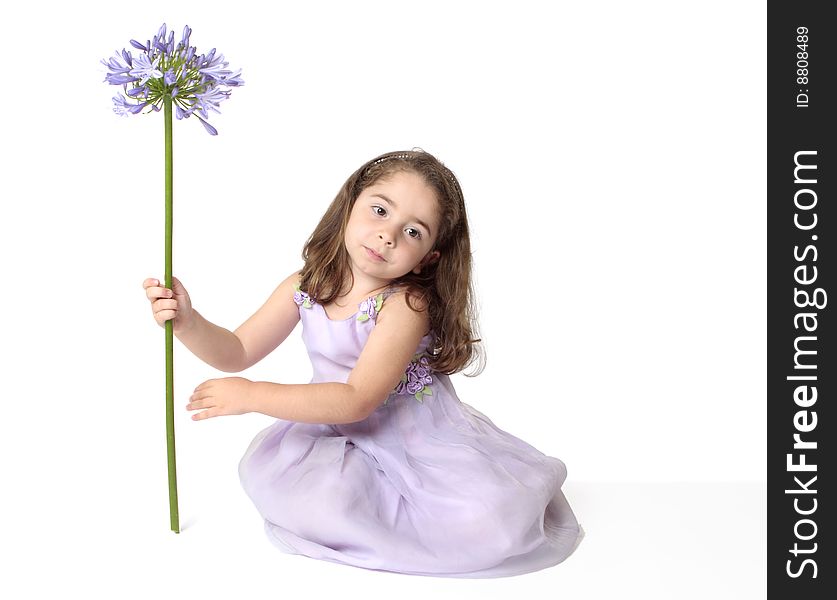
[187,377,255,421]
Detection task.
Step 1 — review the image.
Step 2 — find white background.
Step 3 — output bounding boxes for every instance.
[1,1,765,598]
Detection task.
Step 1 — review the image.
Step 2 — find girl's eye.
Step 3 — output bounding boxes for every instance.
[372,205,387,217]
[406,228,422,240]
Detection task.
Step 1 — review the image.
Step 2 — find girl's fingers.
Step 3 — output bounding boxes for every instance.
[187,396,213,409]
[143,278,179,301]
[153,299,179,324]
[153,299,178,311]
[146,286,174,301]
[189,388,210,402]
[188,400,216,420]
[145,278,184,328]
[157,310,177,323]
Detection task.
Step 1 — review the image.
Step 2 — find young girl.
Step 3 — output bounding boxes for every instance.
[143,149,582,578]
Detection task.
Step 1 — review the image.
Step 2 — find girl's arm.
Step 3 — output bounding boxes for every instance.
[188,290,428,424]
[176,270,301,372]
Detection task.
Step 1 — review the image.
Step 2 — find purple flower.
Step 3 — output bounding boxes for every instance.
[195,86,230,118]
[102,53,131,74]
[102,23,243,135]
[102,53,138,85]
[406,380,424,395]
[293,286,314,308]
[112,94,146,116]
[201,48,217,66]
[180,25,192,47]
[358,298,376,320]
[199,54,232,80]
[357,293,384,323]
[392,354,434,402]
[224,70,244,87]
[105,73,138,85]
[196,116,218,136]
[129,53,163,85]
[127,85,150,99]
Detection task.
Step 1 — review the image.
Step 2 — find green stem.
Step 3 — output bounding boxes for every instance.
[164,95,180,534]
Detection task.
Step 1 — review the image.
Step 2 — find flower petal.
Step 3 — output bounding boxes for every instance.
[105,73,138,85]
[196,115,218,135]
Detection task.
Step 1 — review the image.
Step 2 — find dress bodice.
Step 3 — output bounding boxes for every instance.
[294,286,434,402]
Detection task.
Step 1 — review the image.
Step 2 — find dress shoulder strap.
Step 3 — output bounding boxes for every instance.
[381,286,400,301]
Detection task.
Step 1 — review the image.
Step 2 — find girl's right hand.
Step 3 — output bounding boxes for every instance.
[143,276,194,332]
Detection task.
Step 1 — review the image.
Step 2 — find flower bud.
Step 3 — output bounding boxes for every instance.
[181,25,192,47]
[196,116,218,136]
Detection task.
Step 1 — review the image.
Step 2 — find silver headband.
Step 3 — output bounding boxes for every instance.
[370,152,463,199]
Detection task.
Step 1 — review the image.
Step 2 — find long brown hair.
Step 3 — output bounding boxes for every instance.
[299,149,485,376]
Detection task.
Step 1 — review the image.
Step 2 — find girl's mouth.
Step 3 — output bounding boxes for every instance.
[364,246,386,262]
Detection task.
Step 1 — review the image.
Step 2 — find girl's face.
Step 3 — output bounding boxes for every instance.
[344,170,441,287]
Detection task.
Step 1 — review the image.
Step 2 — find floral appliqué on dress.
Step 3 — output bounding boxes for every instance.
[357,294,384,322]
[293,284,314,309]
[386,354,433,404]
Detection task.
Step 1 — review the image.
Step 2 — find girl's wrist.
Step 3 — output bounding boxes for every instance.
[174,307,198,336]
[247,381,270,415]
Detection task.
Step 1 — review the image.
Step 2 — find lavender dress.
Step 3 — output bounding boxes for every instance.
[238,287,582,578]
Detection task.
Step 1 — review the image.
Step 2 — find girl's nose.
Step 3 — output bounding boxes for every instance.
[378,232,394,246]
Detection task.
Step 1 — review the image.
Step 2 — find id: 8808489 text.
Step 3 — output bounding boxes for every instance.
[796,26,809,108]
